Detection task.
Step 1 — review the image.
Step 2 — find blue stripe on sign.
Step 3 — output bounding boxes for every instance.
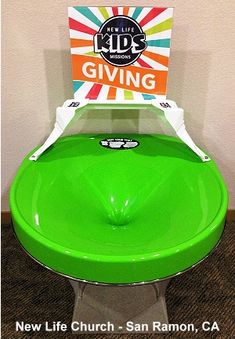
[147,39,171,48]
[73,81,84,93]
[74,7,103,27]
[142,94,156,100]
[131,8,143,20]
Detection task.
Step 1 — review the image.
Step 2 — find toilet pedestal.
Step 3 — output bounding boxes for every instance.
[69,279,170,334]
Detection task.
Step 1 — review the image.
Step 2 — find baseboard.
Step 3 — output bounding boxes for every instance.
[226,210,235,223]
[1,211,12,224]
[1,210,235,224]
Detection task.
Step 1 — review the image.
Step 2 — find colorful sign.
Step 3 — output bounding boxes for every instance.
[68,7,173,100]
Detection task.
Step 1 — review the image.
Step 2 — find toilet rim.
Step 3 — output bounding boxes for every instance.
[10,169,228,264]
[11,220,225,286]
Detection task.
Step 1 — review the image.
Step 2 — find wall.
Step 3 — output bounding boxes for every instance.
[2,0,235,210]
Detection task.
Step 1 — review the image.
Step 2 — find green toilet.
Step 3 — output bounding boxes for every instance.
[10,6,228,333]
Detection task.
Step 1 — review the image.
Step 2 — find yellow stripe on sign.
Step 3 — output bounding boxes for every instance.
[124,90,134,100]
[145,18,173,36]
[99,7,109,20]
[85,51,98,57]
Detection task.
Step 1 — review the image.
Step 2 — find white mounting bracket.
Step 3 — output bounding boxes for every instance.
[29,98,210,162]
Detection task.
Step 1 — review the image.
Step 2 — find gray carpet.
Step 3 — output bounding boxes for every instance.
[1,222,235,339]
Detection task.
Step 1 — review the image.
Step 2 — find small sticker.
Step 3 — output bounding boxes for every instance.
[100,138,139,150]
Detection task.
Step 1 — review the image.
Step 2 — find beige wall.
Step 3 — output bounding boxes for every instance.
[2,0,235,210]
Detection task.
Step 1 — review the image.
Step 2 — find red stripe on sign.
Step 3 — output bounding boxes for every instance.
[112,7,118,16]
[137,57,153,69]
[139,8,166,27]
[69,18,97,35]
[86,83,103,99]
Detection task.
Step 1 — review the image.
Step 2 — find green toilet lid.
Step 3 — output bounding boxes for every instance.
[10,134,228,284]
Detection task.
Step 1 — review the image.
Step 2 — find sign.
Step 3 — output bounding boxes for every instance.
[68,7,173,100]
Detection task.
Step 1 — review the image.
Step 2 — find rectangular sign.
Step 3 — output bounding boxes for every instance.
[68,7,173,100]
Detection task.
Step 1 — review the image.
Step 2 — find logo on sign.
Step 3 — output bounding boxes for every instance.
[94,15,147,67]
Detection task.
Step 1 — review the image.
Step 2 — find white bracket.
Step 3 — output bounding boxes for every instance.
[29,98,210,162]
[151,100,210,162]
[29,100,89,161]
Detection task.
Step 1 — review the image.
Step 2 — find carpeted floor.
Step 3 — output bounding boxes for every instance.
[1,222,235,339]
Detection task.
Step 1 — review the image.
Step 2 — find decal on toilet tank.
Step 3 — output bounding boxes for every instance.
[68,7,174,100]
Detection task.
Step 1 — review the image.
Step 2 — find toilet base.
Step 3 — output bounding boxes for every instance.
[69,279,170,334]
